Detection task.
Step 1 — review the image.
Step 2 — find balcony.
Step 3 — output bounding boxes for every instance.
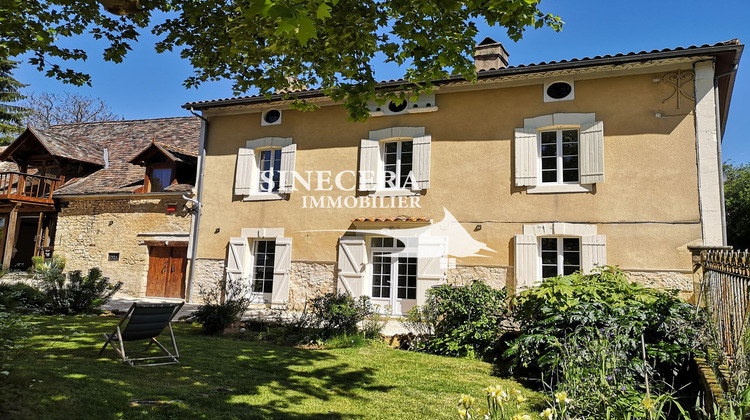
[0,172,64,205]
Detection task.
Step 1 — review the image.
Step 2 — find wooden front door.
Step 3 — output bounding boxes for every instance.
[146,246,187,298]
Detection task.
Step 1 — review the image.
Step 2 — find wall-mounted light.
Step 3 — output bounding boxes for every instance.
[214,228,220,234]
[474,224,482,232]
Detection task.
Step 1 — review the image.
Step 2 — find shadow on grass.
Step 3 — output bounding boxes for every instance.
[1,315,387,419]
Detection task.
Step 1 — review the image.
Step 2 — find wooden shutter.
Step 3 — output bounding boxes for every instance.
[337,236,366,296]
[226,237,249,286]
[411,135,432,191]
[581,235,606,274]
[579,121,605,184]
[514,128,538,187]
[359,139,379,192]
[271,237,292,306]
[416,236,447,305]
[235,148,256,196]
[278,144,297,194]
[514,234,539,291]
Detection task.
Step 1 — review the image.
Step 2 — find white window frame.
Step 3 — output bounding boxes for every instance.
[239,137,294,201]
[379,139,415,192]
[539,236,581,280]
[256,147,282,194]
[538,127,580,185]
[249,239,276,303]
[368,237,418,314]
[360,126,429,196]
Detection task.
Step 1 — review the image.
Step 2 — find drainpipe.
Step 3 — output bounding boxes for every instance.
[714,64,738,246]
[185,108,208,303]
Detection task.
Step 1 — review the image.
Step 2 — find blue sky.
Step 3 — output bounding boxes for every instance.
[14,0,750,163]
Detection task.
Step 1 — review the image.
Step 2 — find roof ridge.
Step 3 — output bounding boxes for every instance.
[48,116,198,129]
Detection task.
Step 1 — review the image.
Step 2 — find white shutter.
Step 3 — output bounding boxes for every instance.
[579,121,605,184]
[271,237,292,306]
[514,234,539,291]
[337,236,367,296]
[416,236,447,305]
[235,148,256,196]
[278,144,297,193]
[359,139,379,192]
[581,234,606,274]
[411,135,432,191]
[514,128,538,187]
[226,237,250,287]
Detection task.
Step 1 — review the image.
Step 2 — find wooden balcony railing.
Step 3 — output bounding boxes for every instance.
[0,172,64,204]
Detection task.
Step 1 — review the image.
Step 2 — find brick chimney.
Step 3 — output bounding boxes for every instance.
[474,37,509,71]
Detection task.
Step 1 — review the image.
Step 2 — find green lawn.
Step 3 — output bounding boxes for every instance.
[1,315,542,419]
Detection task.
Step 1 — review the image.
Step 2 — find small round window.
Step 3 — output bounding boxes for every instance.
[264,109,281,124]
[546,82,573,99]
[387,100,408,113]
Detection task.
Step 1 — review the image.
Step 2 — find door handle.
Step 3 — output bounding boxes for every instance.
[171,264,175,273]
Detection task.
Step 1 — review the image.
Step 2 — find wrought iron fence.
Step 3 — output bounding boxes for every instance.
[703,249,750,360]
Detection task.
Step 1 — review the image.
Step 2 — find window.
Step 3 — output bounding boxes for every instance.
[514,113,604,193]
[252,240,275,294]
[382,140,414,189]
[540,237,580,278]
[370,237,417,300]
[258,149,282,193]
[544,81,575,102]
[540,129,579,184]
[108,252,120,262]
[148,164,174,192]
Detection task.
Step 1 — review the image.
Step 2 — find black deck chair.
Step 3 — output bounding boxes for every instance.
[99,302,184,366]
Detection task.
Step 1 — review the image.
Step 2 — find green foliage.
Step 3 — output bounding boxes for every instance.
[5,1,561,121]
[417,281,509,359]
[190,275,251,335]
[724,161,750,250]
[505,267,702,387]
[309,292,374,337]
[0,282,49,313]
[0,58,28,144]
[0,306,35,373]
[320,333,371,349]
[36,258,122,314]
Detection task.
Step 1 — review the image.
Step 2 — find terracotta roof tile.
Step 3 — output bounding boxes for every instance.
[351,216,430,223]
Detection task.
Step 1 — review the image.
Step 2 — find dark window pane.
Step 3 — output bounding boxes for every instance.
[385,142,397,153]
[542,157,556,170]
[398,288,406,299]
[563,238,580,251]
[401,141,413,153]
[382,288,390,298]
[408,276,416,288]
[541,238,557,250]
[562,130,578,143]
[563,157,578,169]
[563,169,579,182]
[541,131,556,144]
[372,238,382,248]
[563,252,580,266]
[542,252,557,264]
[563,265,578,275]
[563,143,578,156]
[542,171,557,183]
[541,145,557,157]
[543,266,559,278]
[253,281,263,292]
[407,289,416,299]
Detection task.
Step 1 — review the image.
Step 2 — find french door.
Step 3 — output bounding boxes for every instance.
[370,237,417,316]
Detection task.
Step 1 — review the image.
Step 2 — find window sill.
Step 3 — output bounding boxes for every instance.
[372,189,419,197]
[243,193,286,202]
[526,184,593,194]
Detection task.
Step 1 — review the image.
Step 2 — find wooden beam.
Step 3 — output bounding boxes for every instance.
[33,213,43,257]
[2,204,18,270]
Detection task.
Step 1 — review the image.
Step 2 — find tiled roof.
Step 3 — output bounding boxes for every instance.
[41,117,201,196]
[352,216,431,223]
[184,40,742,109]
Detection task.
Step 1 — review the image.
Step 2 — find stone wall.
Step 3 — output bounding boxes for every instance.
[624,270,695,301]
[288,262,336,310]
[447,265,510,290]
[54,197,191,297]
[190,258,225,302]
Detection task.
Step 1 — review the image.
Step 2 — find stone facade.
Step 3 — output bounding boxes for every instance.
[447,265,510,290]
[191,258,225,302]
[54,197,191,297]
[624,270,695,301]
[288,261,336,310]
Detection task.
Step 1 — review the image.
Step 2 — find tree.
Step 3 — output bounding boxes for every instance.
[1,1,562,120]
[24,92,121,129]
[725,161,750,250]
[0,59,29,145]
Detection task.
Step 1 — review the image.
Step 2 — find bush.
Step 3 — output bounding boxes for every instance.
[411,281,509,359]
[0,282,50,313]
[505,267,702,388]
[190,276,251,335]
[309,292,374,337]
[35,257,122,314]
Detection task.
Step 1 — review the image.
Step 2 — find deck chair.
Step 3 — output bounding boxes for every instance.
[99,302,184,366]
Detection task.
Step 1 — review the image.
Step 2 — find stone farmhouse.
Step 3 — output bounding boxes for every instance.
[183,39,742,314]
[0,117,201,298]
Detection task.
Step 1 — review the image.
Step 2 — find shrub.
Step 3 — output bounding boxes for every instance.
[418,281,509,359]
[190,276,251,335]
[35,257,122,314]
[505,267,702,388]
[0,282,49,313]
[309,292,374,337]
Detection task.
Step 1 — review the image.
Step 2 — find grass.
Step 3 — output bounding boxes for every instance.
[1,315,543,419]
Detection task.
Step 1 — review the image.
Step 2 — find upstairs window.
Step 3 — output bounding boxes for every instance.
[382,140,414,190]
[540,237,580,278]
[258,149,282,193]
[540,129,579,184]
[148,164,174,192]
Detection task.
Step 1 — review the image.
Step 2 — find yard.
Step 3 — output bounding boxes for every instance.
[0,315,542,419]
